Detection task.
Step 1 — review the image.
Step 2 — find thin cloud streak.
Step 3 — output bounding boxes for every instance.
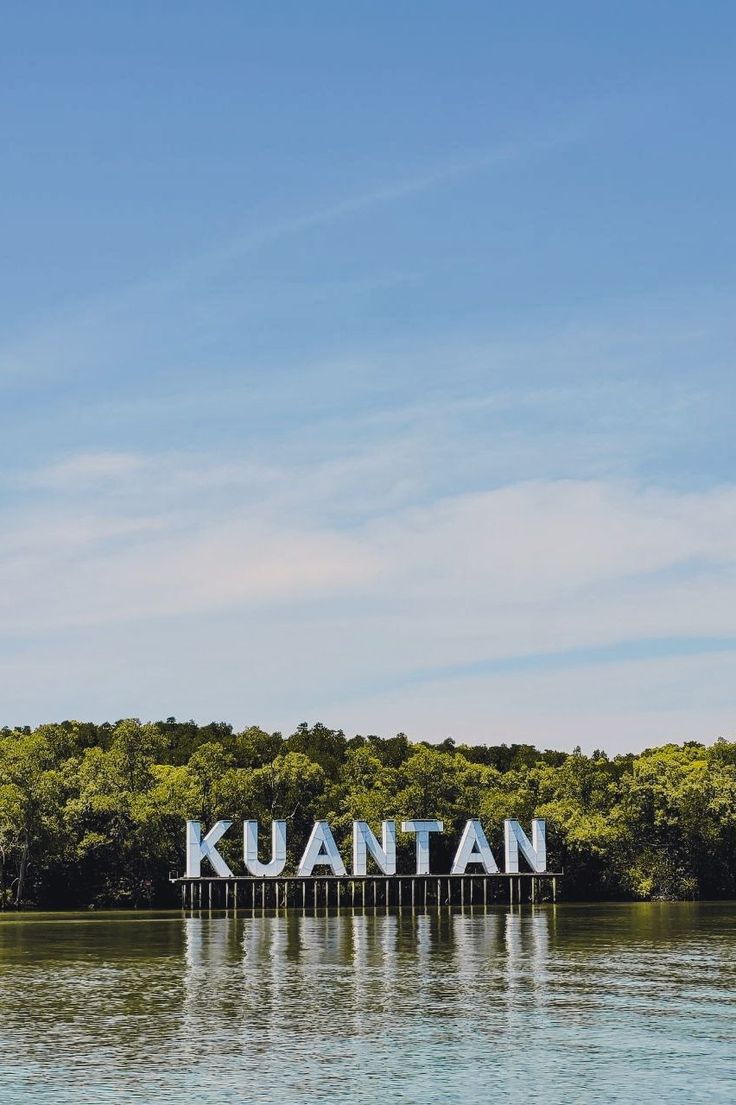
[370,635,736,695]
[195,131,579,275]
[0,129,578,387]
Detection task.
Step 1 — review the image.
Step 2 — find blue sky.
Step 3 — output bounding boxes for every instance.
[1,3,736,750]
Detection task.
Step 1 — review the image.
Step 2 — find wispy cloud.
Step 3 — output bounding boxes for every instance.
[323,650,736,752]
[4,449,736,749]
[5,444,736,651]
[25,451,147,490]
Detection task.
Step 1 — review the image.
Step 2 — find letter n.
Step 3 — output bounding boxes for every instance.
[504,818,546,873]
[352,820,396,876]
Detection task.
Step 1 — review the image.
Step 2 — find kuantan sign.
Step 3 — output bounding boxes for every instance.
[185,818,547,878]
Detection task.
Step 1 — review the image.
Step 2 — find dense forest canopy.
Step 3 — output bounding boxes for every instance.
[1,718,735,908]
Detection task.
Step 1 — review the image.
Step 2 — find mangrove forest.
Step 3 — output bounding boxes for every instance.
[1,718,735,907]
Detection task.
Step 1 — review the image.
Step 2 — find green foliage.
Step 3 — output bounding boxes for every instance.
[0,718,734,907]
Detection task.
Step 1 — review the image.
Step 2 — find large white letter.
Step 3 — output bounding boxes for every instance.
[504,818,546,873]
[185,820,234,878]
[297,820,347,877]
[401,819,443,874]
[451,819,499,874]
[352,820,396,876]
[243,820,287,877]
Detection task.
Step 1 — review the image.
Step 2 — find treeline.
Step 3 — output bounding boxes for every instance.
[1,718,735,907]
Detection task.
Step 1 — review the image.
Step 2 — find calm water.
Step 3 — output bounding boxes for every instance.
[1,903,735,1104]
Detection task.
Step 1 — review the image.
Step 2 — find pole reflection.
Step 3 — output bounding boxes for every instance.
[181,906,553,1063]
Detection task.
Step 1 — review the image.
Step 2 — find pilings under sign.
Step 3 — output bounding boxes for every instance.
[171,872,563,912]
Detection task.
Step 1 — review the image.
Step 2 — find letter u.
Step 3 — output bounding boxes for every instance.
[243,820,287,877]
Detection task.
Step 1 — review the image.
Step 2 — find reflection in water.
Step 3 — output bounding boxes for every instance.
[1,904,736,1104]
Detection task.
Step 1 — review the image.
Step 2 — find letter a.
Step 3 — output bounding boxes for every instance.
[186,820,234,878]
[451,819,499,874]
[297,820,347,877]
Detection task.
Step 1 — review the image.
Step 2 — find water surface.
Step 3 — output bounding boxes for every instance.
[2,903,734,1103]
